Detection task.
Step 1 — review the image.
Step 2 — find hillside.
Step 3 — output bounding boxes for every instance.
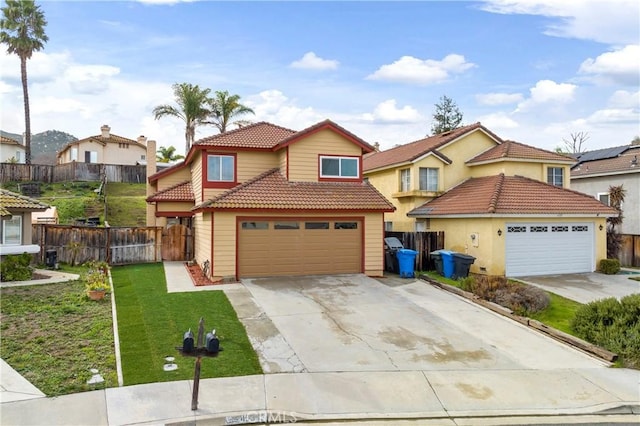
[0,130,77,165]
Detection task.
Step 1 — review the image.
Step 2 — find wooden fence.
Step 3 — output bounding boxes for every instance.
[32,224,162,266]
[619,234,640,267]
[1,162,147,184]
[385,231,445,271]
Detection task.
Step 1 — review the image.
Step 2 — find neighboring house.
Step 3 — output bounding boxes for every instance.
[146,120,395,280]
[32,206,59,224]
[0,135,25,163]
[570,143,640,235]
[57,125,148,165]
[0,189,49,257]
[363,122,617,277]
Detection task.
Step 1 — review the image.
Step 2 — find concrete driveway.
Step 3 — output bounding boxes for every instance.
[516,272,640,304]
[238,274,607,373]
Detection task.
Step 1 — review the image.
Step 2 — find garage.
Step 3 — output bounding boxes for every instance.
[505,222,594,277]
[238,218,362,277]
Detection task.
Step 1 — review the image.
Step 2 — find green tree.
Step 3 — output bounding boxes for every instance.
[156,145,184,163]
[153,82,212,155]
[208,90,255,133]
[430,95,463,135]
[0,0,48,164]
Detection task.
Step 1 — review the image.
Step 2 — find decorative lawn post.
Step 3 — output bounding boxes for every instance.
[177,317,221,410]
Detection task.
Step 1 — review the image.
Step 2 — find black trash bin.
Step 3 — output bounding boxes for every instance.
[430,250,443,276]
[384,237,404,273]
[45,249,57,268]
[452,253,475,279]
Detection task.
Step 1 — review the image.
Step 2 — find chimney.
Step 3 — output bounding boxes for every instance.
[100,125,111,138]
[373,142,380,151]
[137,135,148,145]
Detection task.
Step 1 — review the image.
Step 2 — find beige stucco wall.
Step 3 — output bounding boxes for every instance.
[102,144,146,165]
[437,132,497,190]
[429,216,609,276]
[287,129,362,182]
[208,211,386,280]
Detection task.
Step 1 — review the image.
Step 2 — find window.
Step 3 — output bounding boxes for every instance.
[274,221,299,229]
[2,216,21,245]
[207,154,235,182]
[70,147,78,161]
[15,150,21,162]
[334,222,358,229]
[547,167,563,187]
[384,221,393,231]
[305,222,329,229]
[85,151,98,163]
[598,193,610,206]
[419,168,438,191]
[242,221,269,230]
[320,156,359,179]
[141,155,146,160]
[400,169,410,192]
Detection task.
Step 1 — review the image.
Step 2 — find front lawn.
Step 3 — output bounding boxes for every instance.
[112,263,262,385]
[0,279,116,396]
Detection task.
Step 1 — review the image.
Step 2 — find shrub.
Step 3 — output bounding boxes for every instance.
[598,258,620,275]
[571,295,640,369]
[0,253,34,281]
[493,285,550,315]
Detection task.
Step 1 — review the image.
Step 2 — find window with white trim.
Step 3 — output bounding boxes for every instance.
[207,154,235,182]
[419,167,438,191]
[598,193,610,206]
[70,147,78,161]
[400,169,410,191]
[547,167,564,187]
[320,156,359,178]
[2,215,22,245]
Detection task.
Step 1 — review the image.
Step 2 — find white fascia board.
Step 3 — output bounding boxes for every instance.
[0,244,41,255]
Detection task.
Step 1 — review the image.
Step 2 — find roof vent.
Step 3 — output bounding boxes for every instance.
[632,155,638,167]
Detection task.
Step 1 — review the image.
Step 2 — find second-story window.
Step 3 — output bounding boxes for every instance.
[320,156,359,179]
[400,169,410,191]
[419,167,438,191]
[207,154,235,182]
[547,167,563,187]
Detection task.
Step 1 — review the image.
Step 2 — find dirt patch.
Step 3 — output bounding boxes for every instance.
[185,263,221,286]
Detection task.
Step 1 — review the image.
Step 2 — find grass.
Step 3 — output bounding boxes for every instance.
[0,279,117,396]
[422,271,583,336]
[112,263,262,386]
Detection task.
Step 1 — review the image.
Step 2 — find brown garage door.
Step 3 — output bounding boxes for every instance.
[238,218,362,277]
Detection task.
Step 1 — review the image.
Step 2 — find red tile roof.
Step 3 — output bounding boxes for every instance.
[146,181,194,202]
[571,147,640,177]
[408,174,618,217]
[363,122,503,171]
[467,140,576,164]
[195,122,297,149]
[0,189,50,214]
[195,168,395,212]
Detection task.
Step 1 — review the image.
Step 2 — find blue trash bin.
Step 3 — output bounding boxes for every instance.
[396,248,418,278]
[439,250,455,278]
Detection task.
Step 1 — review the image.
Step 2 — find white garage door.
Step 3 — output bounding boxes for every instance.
[505,223,594,277]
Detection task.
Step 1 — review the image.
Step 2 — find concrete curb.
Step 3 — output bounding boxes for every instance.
[418,275,618,363]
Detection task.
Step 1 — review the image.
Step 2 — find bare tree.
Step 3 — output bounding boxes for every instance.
[562,131,589,154]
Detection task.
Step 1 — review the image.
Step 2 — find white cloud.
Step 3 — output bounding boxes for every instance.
[290,52,339,71]
[367,54,476,85]
[585,108,639,125]
[578,45,640,86]
[479,0,639,45]
[0,51,71,82]
[475,92,524,106]
[245,90,324,130]
[476,112,519,130]
[64,64,121,94]
[361,100,422,124]
[515,79,577,111]
[607,90,640,108]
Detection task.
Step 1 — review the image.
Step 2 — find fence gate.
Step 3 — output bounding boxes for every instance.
[162,224,192,261]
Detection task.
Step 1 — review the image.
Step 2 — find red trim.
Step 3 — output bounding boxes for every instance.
[202,152,238,189]
[155,211,193,218]
[317,154,362,182]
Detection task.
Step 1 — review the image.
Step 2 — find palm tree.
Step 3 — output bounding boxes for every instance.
[156,145,184,163]
[0,0,48,164]
[153,82,212,154]
[208,90,255,133]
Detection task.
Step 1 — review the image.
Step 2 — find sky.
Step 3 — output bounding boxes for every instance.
[1,0,639,156]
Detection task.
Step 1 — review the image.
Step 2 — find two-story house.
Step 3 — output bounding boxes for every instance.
[146,120,395,281]
[363,122,618,277]
[57,125,147,165]
[570,143,640,235]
